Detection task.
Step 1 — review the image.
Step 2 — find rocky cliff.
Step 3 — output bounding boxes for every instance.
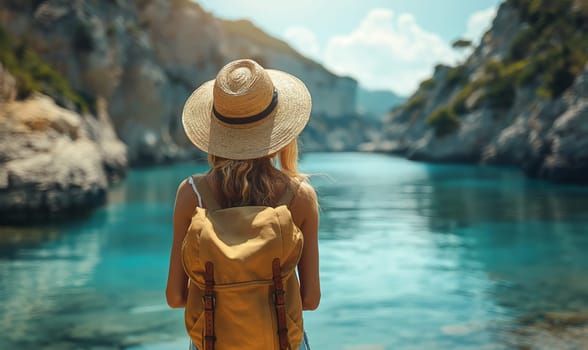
[0,0,367,165]
[0,65,127,223]
[376,0,588,183]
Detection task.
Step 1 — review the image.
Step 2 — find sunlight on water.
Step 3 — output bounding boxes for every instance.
[1,153,588,349]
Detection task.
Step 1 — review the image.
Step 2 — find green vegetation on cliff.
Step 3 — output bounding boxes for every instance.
[0,26,90,111]
[426,106,461,137]
[505,0,587,98]
[420,0,587,136]
[490,0,585,99]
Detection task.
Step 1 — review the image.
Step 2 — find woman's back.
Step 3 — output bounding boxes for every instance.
[166,58,320,349]
[175,172,320,309]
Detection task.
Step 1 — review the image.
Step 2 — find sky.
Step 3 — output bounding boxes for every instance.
[195,0,503,96]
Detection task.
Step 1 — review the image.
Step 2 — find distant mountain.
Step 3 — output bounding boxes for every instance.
[356,87,405,119]
[374,0,588,183]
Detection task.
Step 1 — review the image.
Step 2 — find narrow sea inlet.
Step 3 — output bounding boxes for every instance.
[1,153,587,349]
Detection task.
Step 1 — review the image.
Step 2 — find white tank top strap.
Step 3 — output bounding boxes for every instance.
[187,176,203,208]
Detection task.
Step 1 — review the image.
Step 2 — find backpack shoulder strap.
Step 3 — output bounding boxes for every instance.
[276,177,302,207]
[190,175,222,211]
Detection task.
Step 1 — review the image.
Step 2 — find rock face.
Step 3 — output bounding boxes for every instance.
[0,0,368,164]
[0,67,127,224]
[486,68,588,182]
[378,0,588,183]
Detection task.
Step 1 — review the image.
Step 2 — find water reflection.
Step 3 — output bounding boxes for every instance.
[0,226,62,257]
[412,160,588,347]
[0,154,587,349]
[0,161,208,349]
[0,224,102,349]
[303,153,588,349]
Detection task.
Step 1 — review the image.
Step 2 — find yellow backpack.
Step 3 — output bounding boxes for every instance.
[182,175,304,350]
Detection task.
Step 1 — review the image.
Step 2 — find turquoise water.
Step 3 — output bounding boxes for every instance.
[1,153,588,349]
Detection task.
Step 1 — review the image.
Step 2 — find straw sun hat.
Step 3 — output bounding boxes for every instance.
[182,59,312,160]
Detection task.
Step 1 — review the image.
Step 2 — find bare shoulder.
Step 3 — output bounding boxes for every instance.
[174,177,199,215]
[176,178,192,200]
[290,179,319,224]
[295,180,318,206]
[176,174,207,198]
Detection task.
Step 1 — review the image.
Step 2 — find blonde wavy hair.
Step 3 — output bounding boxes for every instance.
[207,139,305,208]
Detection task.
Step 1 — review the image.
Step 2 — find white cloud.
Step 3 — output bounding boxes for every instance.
[283,26,321,60]
[464,7,497,43]
[323,9,460,96]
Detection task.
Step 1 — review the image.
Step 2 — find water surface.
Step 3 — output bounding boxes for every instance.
[1,153,587,349]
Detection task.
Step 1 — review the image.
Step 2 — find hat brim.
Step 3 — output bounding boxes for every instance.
[181,70,312,160]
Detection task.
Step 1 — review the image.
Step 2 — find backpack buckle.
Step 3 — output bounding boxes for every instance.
[202,294,216,309]
[273,289,285,305]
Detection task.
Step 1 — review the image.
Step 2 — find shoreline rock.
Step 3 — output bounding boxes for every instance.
[0,67,127,224]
